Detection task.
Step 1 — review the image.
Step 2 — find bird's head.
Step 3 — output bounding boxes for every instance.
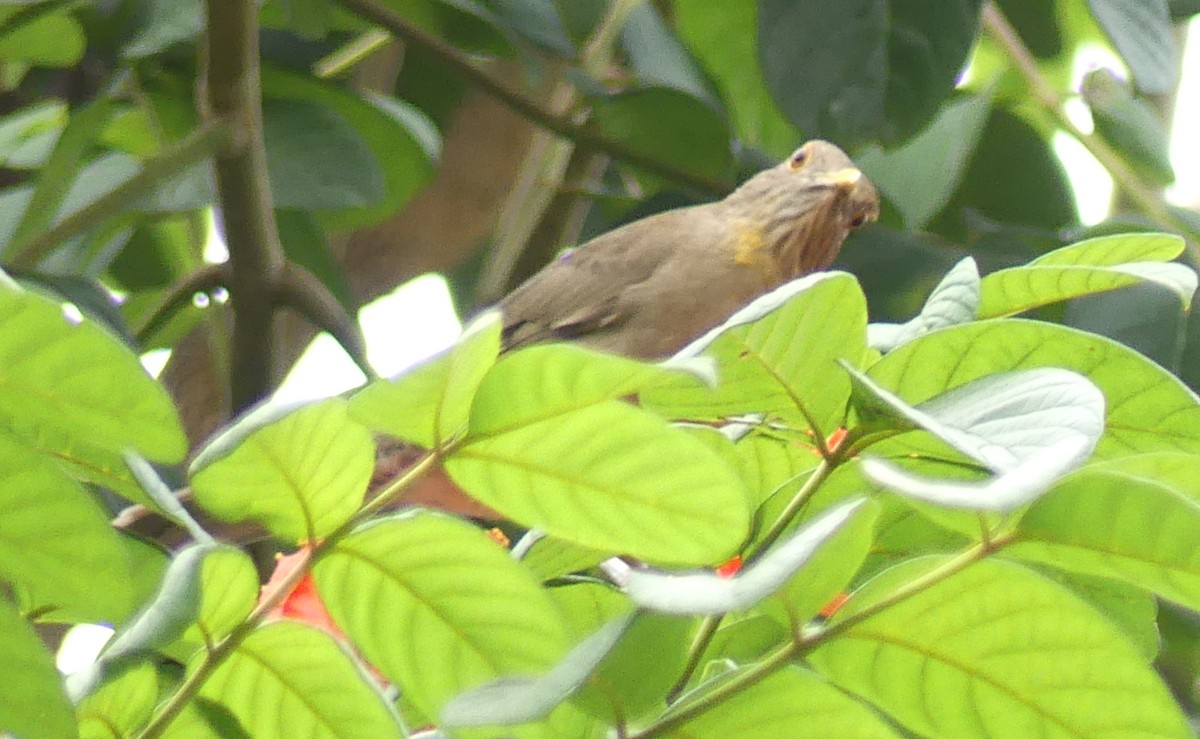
[723,140,880,280]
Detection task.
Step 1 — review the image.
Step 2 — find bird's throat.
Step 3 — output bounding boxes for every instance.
[732,223,783,284]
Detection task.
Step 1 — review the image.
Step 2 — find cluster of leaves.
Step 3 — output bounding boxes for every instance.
[5,0,1200,737]
[6,231,1200,737]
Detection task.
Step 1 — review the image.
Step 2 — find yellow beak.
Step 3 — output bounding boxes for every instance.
[816,167,863,190]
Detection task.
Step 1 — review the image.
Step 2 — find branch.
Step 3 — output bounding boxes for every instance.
[981,1,1200,261]
[7,121,236,270]
[272,261,378,382]
[134,263,229,343]
[332,0,728,196]
[133,450,441,738]
[633,541,998,738]
[204,0,287,411]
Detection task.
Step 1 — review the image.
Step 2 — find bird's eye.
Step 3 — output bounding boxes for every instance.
[788,147,810,170]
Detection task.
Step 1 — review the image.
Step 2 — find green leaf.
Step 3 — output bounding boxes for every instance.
[571,612,692,722]
[868,257,980,353]
[673,1,798,156]
[108,215,191,291]
[349,312,501,447]
[643,272,868,431]
[124,451,213,540]
[0,101,63,168]
[1170,0,1200,18]
[1005,458,1200,611]
[186,547,258,644]
[769,498,879,627]
[194,622,402,737]
[482,0,574,55]
[698,613,787,668]
[123,0,203,58]
[313,511,570,719]
[96,544,214,661]
[626,499,874,615]
[1083,69,1175,185]
[980,233,1194,317]
[1087,0,1176,94]
[0,8,84,67]
[589,86,733,185]
[929,108,1077,238]
[468,342,687,436]
[866,319,1200,458]
[262,68,439,230]
[547,581,628,639]
[77,663,157,739]
[1027,565,1160,661]
[190,399,375,542]
[0,599,76,739]
[518,534,609,581]
[853,364,1105,471]
[811,558,1189,737]
[0,274,186,462]
[757,0,983,145]
[0,430,135,623]
[857,93,992,229]
[263,97,385,211]
[276,209,355,312]
[446,400,751,565]
[440,613,636,727]
[664,665,903,738]
[620,3,713,103]
[6,97,115,259]
[730,431,821,515]
[13,420,150,506]
[863,435,1093,512]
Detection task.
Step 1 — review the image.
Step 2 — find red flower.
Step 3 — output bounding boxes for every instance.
[260,548,388,686]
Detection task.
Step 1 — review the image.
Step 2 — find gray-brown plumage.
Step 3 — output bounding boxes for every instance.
[499,140,880,359]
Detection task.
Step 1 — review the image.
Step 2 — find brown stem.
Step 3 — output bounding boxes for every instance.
[272,261,378,382]
[204,0,287,411]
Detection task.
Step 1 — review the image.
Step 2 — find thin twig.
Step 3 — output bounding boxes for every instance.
[134,263,229,343]
[981,1,1200,261]
[633,540,1002,738]
[134,448,442,737]
[8,121,235,269]
[332,0,728,196]
[272,261,378,382]
[135,547,316,739]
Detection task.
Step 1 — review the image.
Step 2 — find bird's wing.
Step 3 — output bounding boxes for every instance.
[499,209,696,350]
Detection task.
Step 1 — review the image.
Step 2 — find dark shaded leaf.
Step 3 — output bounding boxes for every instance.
[589,86,734,185]
[276,209,355,311]
[483,0,574,55]
[262,97,385,211]
[1087,0,1176,94]
[757,0,983,146]
[929,108,1077,242]
[1083,68,1175,185]
[124,0,204,58]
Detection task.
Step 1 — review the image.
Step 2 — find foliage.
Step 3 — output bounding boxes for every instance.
[2,0,1200,738]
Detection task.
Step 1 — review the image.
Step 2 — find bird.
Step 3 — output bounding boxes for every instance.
[499,140,879,359]
[114,140,880,543]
